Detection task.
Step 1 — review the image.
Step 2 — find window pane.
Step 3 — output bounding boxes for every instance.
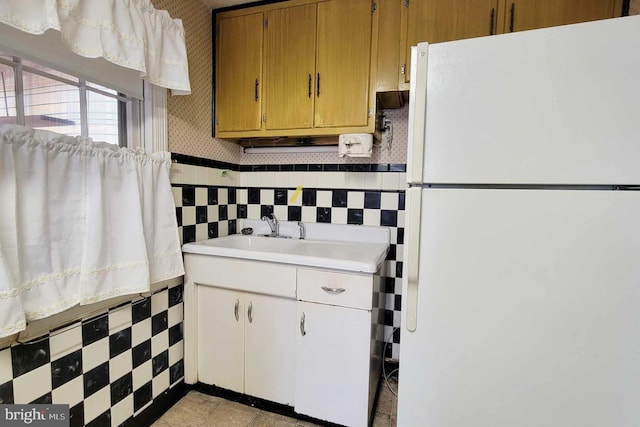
[87,90,120,145]
[0,63,17,124]
[21,59,78,83]
[23,71,81,136]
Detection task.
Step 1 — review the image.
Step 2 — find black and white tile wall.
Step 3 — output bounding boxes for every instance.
[171,182,404,359]
[0,284,184,427]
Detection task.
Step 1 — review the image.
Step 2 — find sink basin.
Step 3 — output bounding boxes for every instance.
[182,224,390,273]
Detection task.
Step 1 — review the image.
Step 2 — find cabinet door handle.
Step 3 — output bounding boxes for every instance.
[489,7,495,35]
[300,312,306,336]
[234,299,239,321]
[321,286,346,294]
[316,73,320,97]
[308,74,312,98]
[248,301,253,323]
[255,79,259,101]
[509,2,515,32]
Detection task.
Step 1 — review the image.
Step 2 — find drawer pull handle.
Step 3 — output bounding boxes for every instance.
[321,286,346,294]
[300,312,306,336]
[234,299,239,321]
[248,301,253,324]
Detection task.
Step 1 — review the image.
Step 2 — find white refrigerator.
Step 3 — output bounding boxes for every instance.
[399,16,640,427]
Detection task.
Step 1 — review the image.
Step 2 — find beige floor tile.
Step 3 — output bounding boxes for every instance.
[372,413,393,427]
[222,400,264,414]
[203,402,258,426]
[249,413,298,427]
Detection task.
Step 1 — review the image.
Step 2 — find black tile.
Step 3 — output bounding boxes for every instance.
[394,294,402,311]
[381,210,398,227]
[260,205,274,218]
[393,328,401,344]
[218,205,228,221]
[398,192,406,210]
[308,164,322,172]
[252,165,266,171]
[152,312,168,336]
[134,381,152,412]
[316,207,331,223]
[51,349,83,389]
[294,164,308,171]
[228,188,237,204]
[109,328,132,358]
[169,285,183,307]
[86,410,111,427]
[132,299,151,324]
[397,228,404,245]
[390,163,407,172]
[280,164,294,171]
[31,392,52,404]
[384,309,394,326]
[384,277,395,294]
[69,402,84,427]
[352,163,370,172]
[196,206,208,224]
[208,188,218,205]
[237,204,247,219]
[364,192,381,209]
[0,381,13,404]
[229,220,237,235]
[182,187,195,206]
[323,164,339,171]
[265,164,280,172]
[169,324,183,347]
[183,225,196,244]
[153,350,169,377]
[83,362,109,398]
[175,207,182,227]
[132,340,152,369]
[386,244,397,261]
[371,164,389,172]
[396,262,403,278]
[274,189,287,205]
[347,209,364,225]
[11,337,50,378]
[248,188,260,204]
[110,372,132,406]
[208,222,219,239]
[384,342,393,359]
[331,190,347,207]
[302,189,316,206]
[170,360,184,384]
[82,316,109,347]
[287,206,302,222]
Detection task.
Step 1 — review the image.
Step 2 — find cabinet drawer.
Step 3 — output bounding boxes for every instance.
[297,268,373,310]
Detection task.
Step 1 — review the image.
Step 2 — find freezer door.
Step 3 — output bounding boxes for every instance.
[398,188,640,427]
[409,16,640,185]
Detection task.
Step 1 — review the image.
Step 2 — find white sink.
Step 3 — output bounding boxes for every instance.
[182,222,390,273]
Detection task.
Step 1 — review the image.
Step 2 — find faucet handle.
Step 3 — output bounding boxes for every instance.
[297,221,306,240]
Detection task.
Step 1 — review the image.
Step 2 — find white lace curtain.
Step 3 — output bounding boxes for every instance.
[0,125,184,338]
[0,0,191,95]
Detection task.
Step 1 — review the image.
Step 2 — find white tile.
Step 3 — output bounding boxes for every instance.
[133,361,152,390]
[195,187,207,205]
[381,173,400,190]
[168,306,183,328]
[332,208,348,225]
[287,172,304,189]
[331,172,348,189]
[51,376,83,407]
[259,172,275,188]
[151,291,168,316]
[301,207,316,222]
[168,342,184,366]
[182,206,196,226]
[207,205,219,222]
[152,370,170,398]
[109,305,132,334]
[12,364,52,404]
[196,223,208,241]
[397,173,408,188]
[274,205,288,220]
[219,221,229,236]
[82,339,109,372]
[316,172,333,189]
[0,347,11,384]
[207,168,221,186]
[247,205,261,219]
[111,394,134,427]
[169,163,194,185]
[381,193,399,210]
[316,190,332,207]
[365,173,383,190]
[237,189,248,204]
[195,167,209,186]
[132,318,151,347]
[347,191,365,209]
[220,170,239,187]
[397,210,406,228]
[227,207,238,221]
[110,350,133,382]
[274,172,289,188]
[260,189,274,205]
[287,188,303,206]
[218,188,229,205]
[363,209,381,227]
[171,187,182,208]
[346,172,365,189]
[49,323,83,361]
[83,386,110,423]
[302,172,318,188]
[152,330,168,357]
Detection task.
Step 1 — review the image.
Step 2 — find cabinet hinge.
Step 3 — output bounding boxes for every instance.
[264,19,268,28]
[371,1,377,12]
[263,114,267,123]
[401,64,406,74]
[368,108,373,117]
[403,0,409,7]
[215,116,219,126]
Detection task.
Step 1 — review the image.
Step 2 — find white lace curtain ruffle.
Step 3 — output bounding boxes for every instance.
[0,124,184,338]
[0,0,191,94]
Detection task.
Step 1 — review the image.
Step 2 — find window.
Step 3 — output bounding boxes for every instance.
[0,54,140,146]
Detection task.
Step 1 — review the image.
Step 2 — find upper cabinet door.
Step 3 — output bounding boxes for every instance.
[315,0,372,128]
[401,0,499,86]
[216,13,263,133]
[264,4,317,130]
[505,0,619,33]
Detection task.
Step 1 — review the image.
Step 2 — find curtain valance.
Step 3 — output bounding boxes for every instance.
[0,0,191,95]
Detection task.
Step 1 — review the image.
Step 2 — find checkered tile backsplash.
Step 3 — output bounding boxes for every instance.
[173,184,404,359]
[0,284,184,427]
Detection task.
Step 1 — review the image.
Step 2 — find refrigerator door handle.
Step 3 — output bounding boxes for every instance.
[407,44,429,185]
[406,188,422,332]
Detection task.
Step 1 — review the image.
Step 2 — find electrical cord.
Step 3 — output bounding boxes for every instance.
[382,326,399,397]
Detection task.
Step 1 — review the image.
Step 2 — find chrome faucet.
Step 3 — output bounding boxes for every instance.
[298,221,305,240]
[261,213,279,236]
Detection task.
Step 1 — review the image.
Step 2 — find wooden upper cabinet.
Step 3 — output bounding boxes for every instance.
[216,13,263,132]
[376,0,402,92]
[400,0,499,87]
[504,0,620,33]
[264,4,317,130]
[315,0,373,128]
